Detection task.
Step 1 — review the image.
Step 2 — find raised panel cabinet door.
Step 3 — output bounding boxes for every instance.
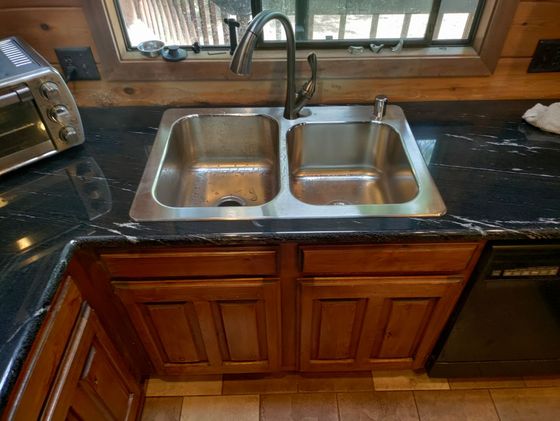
[42,305,143,421]
[113,279,281,375]
[299,276,464,371]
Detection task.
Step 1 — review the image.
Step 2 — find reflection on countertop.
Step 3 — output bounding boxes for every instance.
[0,100,560,409]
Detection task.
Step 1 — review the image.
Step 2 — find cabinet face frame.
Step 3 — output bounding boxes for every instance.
[298,276,465,371]
[113,278,282,375]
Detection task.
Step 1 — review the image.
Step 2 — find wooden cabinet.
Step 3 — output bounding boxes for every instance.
[113,278,281,375]
[4,276,143,421]
[298,243,481,372]
[99,242,481,376]
[299,276,465,371]
[104,247,282,376]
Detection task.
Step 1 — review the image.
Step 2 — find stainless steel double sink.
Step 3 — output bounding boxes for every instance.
[130,105,446,221]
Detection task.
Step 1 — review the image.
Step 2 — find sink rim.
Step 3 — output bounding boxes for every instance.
[130,105,446,221]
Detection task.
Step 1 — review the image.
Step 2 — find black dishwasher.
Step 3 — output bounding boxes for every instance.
[428,242,560,377]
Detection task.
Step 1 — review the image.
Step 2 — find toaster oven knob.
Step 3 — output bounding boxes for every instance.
[60,126,79,143]
[49,105,72,125]
[41,82,60,101]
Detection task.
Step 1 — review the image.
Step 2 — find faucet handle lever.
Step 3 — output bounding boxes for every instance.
[307,52,317,80]
[374,94,388,120]
[299,53,317,100]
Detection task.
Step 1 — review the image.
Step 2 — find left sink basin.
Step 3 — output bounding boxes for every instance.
[154,114,280,207]
[130,109,285,221]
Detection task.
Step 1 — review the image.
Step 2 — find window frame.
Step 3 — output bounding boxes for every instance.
[82,0,520,81]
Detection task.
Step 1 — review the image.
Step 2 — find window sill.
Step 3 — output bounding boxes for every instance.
[104,46,488,81]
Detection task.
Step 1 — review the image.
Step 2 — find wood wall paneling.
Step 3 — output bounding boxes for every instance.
[502,1,560,57]
[1,1,559,104]
[0,7,99,63]
[0,1,82,7]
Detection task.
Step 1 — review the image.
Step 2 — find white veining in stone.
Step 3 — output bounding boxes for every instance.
[444,134,474,141]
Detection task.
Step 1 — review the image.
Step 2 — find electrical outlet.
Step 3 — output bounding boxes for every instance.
[55,47,100,81]
[528,39,560,73]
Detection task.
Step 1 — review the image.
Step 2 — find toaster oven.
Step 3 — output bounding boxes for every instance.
[0,36,84,177]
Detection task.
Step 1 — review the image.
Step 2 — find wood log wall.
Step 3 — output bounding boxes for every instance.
[1,0,559,106]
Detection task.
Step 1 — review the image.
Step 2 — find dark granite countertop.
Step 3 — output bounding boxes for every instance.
[1,100,560,409]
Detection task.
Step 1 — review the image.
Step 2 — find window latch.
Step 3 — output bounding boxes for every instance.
[224,18,240,56]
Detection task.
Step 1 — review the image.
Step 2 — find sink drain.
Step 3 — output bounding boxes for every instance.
[216,195,246,207]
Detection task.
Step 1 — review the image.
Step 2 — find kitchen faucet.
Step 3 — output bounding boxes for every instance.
[230,10,317,120]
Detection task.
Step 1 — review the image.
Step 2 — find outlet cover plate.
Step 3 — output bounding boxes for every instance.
[528,39,560,73]
[55,47,100,80]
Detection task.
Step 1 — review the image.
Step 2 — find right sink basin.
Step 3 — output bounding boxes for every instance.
[288,121,419,206]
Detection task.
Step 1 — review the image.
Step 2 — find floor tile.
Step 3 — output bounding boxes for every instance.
[337,391,419,421]
[260,393,338,421]
[414,390,499,421]
[523,375,560,388]
[222,373,299,395]
[141,397,183,421]
[448,377,525,390]
[181,395,259,421]
[491,387,560,421]
[298,372,374,392]
[146,375,222,397]
[372,370,449,391]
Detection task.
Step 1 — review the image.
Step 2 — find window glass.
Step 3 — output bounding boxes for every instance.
[114,0,483,48]
[262,0,435,41]
[436,0,480,40]
[115,0,253,47]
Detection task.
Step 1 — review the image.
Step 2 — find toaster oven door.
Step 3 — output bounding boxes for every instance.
[0,88,55,176]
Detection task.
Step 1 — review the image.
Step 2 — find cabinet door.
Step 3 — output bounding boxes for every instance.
[113,279,281,375]
[299,276,463,371]
[43,305,143,420]
[4,277,83,421]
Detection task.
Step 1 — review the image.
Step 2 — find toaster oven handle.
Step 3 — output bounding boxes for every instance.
[0,86,32,107]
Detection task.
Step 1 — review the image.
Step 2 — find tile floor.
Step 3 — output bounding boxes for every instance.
[140,371,560,421]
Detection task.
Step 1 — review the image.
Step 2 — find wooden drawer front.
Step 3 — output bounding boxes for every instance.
[113,279,281,375]
[300,243,478,275]
[101,248,278,278]
[299,277,464,371]
[43,306,142,420]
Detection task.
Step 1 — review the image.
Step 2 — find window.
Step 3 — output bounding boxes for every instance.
[82,0,519,80]
[114,0,484,50]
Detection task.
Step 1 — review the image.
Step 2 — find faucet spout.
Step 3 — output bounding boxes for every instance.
[230,10,314,120]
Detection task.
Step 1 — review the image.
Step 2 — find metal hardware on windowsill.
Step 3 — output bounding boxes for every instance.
[391,39,404,53]
[162,45,187,61]
[369,43,384,54]
[348,46,364,55]
[224,18,240,56]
